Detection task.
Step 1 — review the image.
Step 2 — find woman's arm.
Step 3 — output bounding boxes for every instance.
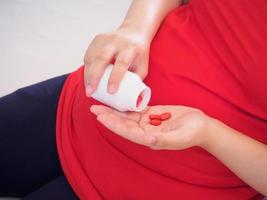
[84,0,182,96]
[202,119,267,196]
[119,0,183,43]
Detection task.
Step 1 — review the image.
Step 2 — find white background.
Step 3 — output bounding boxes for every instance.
[0,0,131,97]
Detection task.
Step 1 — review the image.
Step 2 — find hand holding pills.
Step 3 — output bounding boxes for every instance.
[90,104,211,150]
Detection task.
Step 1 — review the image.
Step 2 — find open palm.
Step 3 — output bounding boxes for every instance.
[90,104,209,150]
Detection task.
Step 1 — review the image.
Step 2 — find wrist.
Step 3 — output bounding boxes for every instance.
[198,116,224,150]
[118,20,155,43]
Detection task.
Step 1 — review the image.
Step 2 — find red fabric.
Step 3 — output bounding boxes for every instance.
[56,1,267,199]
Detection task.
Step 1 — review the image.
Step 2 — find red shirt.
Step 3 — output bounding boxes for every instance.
[56,1,267,199]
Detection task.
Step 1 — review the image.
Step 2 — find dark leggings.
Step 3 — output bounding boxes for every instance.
[0,74,79,199]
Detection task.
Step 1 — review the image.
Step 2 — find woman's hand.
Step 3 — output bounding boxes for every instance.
[84,27,150,96]
[90,106,267,195]
[90,104,211,150]
[83,0,182,97]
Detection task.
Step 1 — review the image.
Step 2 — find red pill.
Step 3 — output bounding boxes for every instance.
[160,112,171,120]
[136,93,143,107]
[150,119,161,126]
[149,114,161,120]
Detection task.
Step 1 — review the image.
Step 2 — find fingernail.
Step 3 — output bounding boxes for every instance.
[108,83,116,94]
[146,135,157,144]
[86,85,94,96]
[90,105,96,113]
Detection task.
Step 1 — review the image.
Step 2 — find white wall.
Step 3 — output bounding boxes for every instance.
[0,0,131,97]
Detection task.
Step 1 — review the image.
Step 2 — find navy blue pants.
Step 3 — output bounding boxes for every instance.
[0,74,80,199]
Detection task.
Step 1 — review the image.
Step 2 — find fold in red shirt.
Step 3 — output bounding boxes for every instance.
[56,1,267,199]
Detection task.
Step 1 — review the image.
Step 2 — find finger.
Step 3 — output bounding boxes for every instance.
[83,41,97,67]
[107,49,136,94]
[86,51,114,96]
[83,44,95,68]
[90,105,140,121]
[83,38,102,87]
[96,113,146,145]
[132,55,149,80]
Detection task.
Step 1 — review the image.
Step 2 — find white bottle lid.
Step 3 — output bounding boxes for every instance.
[91,64,151,112]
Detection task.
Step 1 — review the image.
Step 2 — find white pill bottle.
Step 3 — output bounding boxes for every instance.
[91,64,151,112]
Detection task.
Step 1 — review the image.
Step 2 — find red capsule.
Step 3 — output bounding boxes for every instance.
[149,114,161,120]
[150,119,161,126]
[160,112,171,121]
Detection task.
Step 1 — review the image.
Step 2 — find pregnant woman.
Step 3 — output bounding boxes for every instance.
[1,0,267,199]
